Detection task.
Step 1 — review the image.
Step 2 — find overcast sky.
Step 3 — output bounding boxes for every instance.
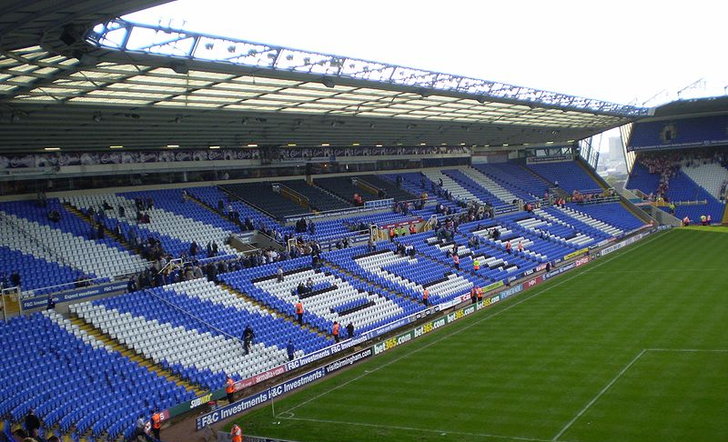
[124,0,728,107]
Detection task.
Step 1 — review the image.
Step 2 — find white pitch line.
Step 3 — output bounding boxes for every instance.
[553,346,728,440]
[646,348,728,353]
[283,415,554,442]
[282,231,665,417]
[552,349,648,441]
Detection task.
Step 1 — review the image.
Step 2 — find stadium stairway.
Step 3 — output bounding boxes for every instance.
[67,314,206,397]
[62,203,136,254]
[460,167,520,205]
[181,190,249,233]
[216,282,329,337]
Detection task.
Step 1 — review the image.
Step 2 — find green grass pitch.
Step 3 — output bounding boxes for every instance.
[228,229,728,441]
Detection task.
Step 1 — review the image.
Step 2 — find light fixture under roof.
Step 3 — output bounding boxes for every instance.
[321,76,335,88]
[375,144,383,147]
[419,142,426,146]
[321,143,330,147]
[287,143,297,147]
[109,145,123,149]
[352,143,360,146]
[247,144,258,147]
[43,147,60,151]
[166,144,179,148]
[208,145,220,149]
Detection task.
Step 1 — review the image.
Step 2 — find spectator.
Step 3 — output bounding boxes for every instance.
[332,321,341,343]
[346,322,355,338]
[242,325,254,354]
[287,340,295,361]
[295,301,304,325]
[189,241,198,257]
[24,409,40,439]
[133,415,147,441]
[48,209,61,223]
[150,410,161,440]
[230,424,243,442]
[225,376,235,404]
[10,270,20,288]
[46,294,55,311]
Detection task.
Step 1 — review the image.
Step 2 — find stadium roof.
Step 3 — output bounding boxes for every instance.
[0,1,651,152]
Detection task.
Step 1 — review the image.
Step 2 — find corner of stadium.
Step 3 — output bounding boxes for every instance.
[1,2,726,442]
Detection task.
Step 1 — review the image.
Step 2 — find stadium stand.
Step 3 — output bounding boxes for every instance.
[358,175,418,202]
[282,180,353,212]
[472,162,551,200]
[421,170,482,205]
[70,278,324,390]
[221,183,311,220]
[312,177,377,205]
[0,204,148,287]
[527,161,603,192]
[65,192,240,259]
[0,310,194,440]
[442,169,506,206]
[628,115,728,150]
[459,167,522,205]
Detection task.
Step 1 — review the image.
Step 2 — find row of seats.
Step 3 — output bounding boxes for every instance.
[66,192,239,258]
[0,311,192,440]
[0,209,147,287]
[527,161,601,193]
[472,162,549,201]
[282,180,353,212]
[442,169,505,206]
[459,167,520,205]
[221,183,311,220]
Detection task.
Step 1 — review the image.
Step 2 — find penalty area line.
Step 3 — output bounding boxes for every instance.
[552,349,648,441]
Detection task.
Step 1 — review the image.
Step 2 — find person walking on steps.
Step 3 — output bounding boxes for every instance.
[295,301,304,325]
[332,321,341,343]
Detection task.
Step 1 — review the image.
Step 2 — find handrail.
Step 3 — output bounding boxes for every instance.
[146,288,240,342]
[0,212,74,269]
